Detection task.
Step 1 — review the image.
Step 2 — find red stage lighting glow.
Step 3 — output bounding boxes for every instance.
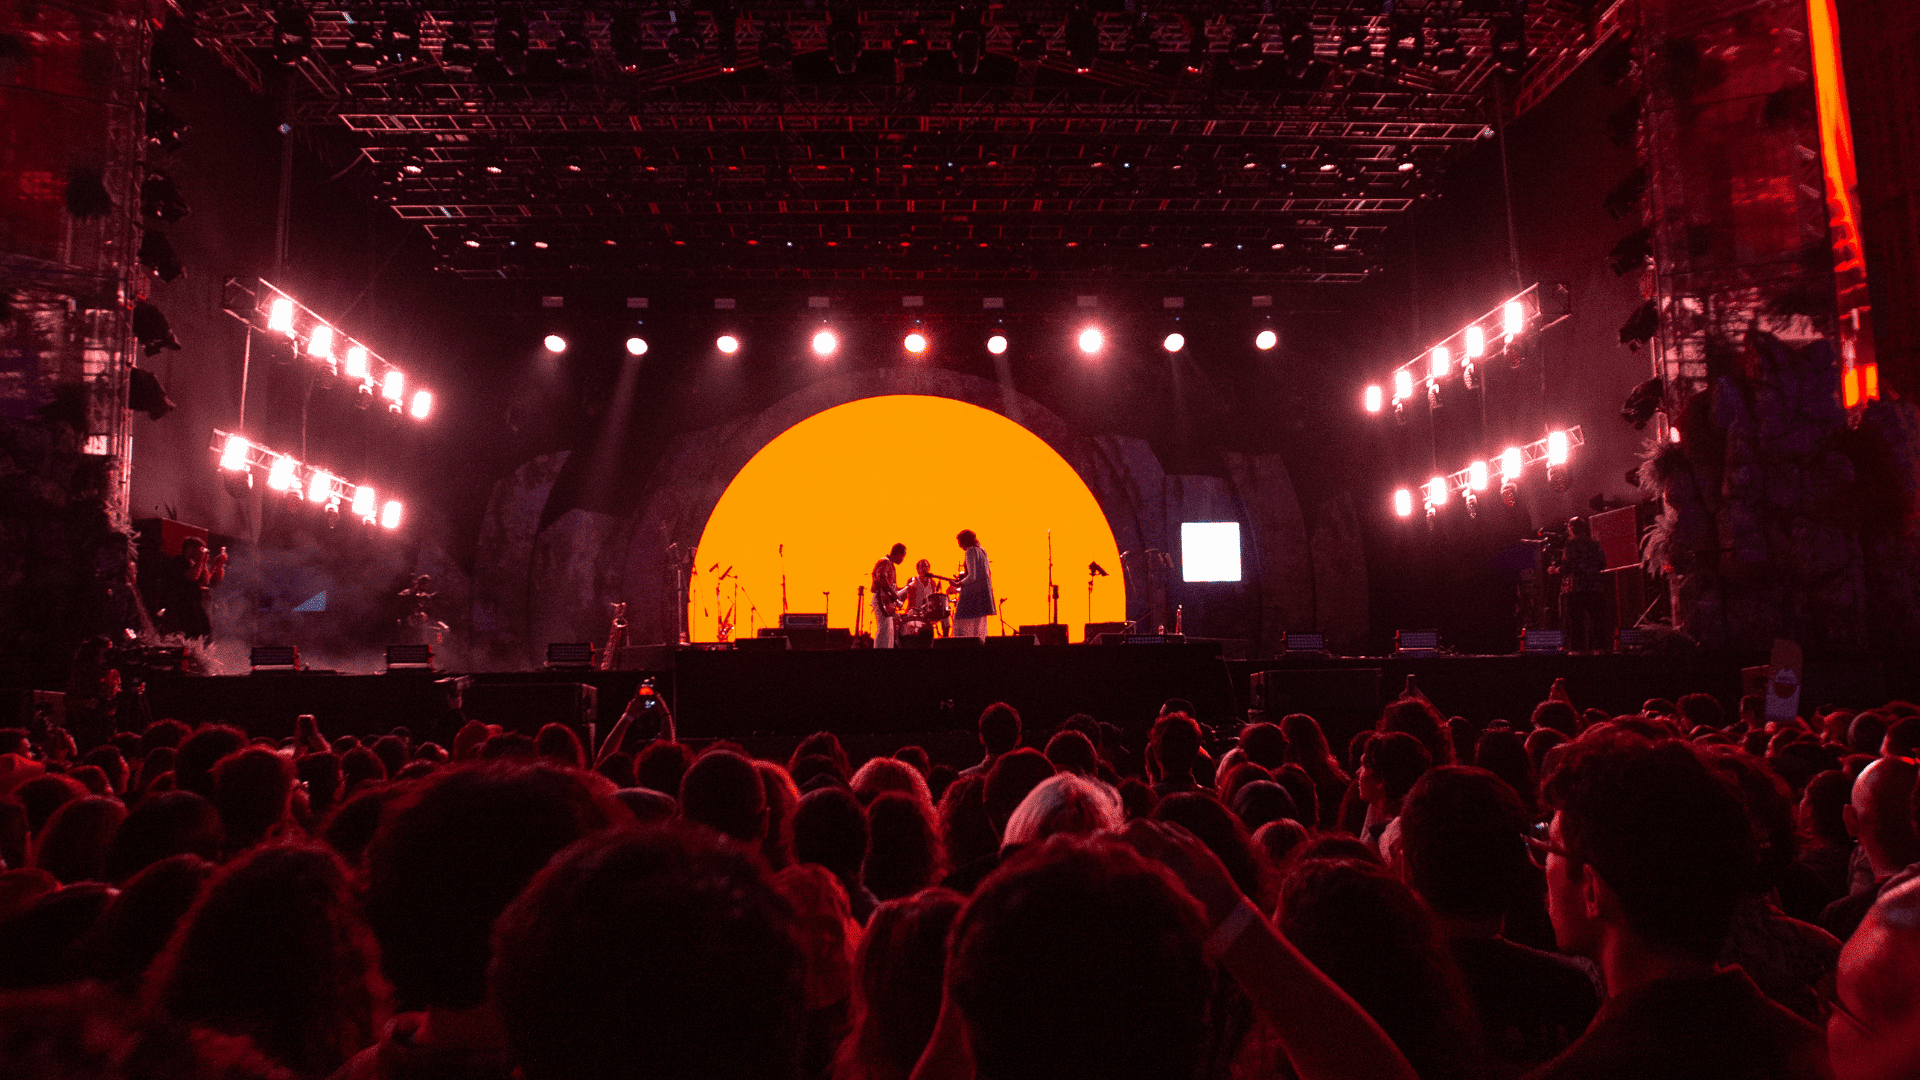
[409,390,432,420]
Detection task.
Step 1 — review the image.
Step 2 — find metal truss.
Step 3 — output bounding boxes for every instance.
[188,1,1612,282]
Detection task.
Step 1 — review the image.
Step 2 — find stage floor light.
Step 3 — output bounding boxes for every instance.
[717,334,740,354]
[1078,328,1104,354]
[1255,329,1278,351]
[1163,333,1185,353]
[987,334,1008,355]
[812,329,838,357]
[626,336,648,357]
[904,331,929,355]
[693,395,1124,642]
[544,334,567,354]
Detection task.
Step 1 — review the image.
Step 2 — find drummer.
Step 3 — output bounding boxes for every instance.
[901,559,947,635]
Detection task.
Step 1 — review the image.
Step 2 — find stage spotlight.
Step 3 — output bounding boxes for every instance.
[716,334,740,354]
[1501,446,1524,479]
[1468,460,1489,492]
[1504,300,1527,341]
[1464,490,1479,518]
[987,333,1008,355]
[543,334,567,354]
[1393,369,1414,401]
[1426,476,1448,506]
[904,331,929,355]
[139,229,184,282]
[220,433,249,471]
[1465,324,1486,358]
[382,371,403,403]
[1462,360,1477,390]
[625,336,649,357]
[1393,399,1407,424]
[1077,328,1104,355]
[268,297,295,334]
[1546,429,1570,467]
[1393,488,1414,518]
[1364,385,1383,413]
[267,455,296,492]
[1163,332,1185,353]
[1429,345,1450,379]
[812,329,838,357]
[381,500,403,530]
[352,486,376,521]
[307,324,333,359]
[1255,328,1278,350]
[132,301,182,356]
[308,470,332,505]
[345,346,368,379]
[409,390,432,420]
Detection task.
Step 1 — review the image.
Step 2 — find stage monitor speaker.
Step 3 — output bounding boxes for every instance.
[1394,629,1440,656]
[933,636,984,648]
[545,642,595,669]
[1084,621,1131,642]
[739,634,792,651]
[759,626,851,650]
[1017,623,1069,646]
[385,644,433,670]
[250,645,300,671]
[1097,633,1186,645]
[1282,631,1328,653]
[1520,628,1566,654]
[991,634,1039,647]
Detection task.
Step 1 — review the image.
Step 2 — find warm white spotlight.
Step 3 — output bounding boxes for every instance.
[625,336,648,357]
[1078,328,1105,354]
[904,332,929,355]
[220,434,249,471]
[1503,300,1526,340]
[1468,460,1489,491]
[1464,325,1486,358]
[1163,333,1185,353]
[543,334,568,354]
[1546,429,1570,466]
[987,334,1008,355]
[812,330,838,357]
[1393,369,1414,401]
[307,324,334,359]
[267,455,296,492]
[1364,385,1383,413]
[1426,476,1449,506]
[382,371,404,402]
[352,486,376,520]
[268,298,295,334]
[409,390,432,420]
[716,334,740,354]
[380,500,403,530]
[1430,345,1450,379]
[1393,488,1414,518]
[345,346,368,379]
[1500,446,1523,477]
[1255,328,1278,350]
[307,470,332,505]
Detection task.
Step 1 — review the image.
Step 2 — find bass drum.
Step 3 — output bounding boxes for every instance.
[923,592,951,621]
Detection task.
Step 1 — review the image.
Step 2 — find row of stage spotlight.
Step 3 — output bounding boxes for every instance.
[213,430,403,531]
[1391,427,1585,524]
[540,327,1282,358]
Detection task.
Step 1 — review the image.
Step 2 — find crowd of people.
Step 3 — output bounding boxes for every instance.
[1,680,1917,1080]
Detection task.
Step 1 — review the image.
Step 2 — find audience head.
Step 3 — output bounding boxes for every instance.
[1381,697,1453,766]
[949,835,1211,1080]
[983,749,1055,836]
[141,719,190,754]
[1280,713,1339,770]
[212,747,295,853]
[534,724,585,769]
[977,703,1022,758]
[1231,780,1298,833]
[1396,767,1532,924]
[17,775,86,834]
[635,740,694,797]
[1002,773,1124,848]
[1799,769,1854,849]
[31,796,126,885]
[1146,713,1203,783]
[1530,700,1581,737]
[489,824,806,1080]
[79,855,213,997]
[1524,728,1566,777]
[1703,747,1799,895]
[1154,791,1270,909]
[81,746,128,795]
[1042,730,1099,777]
[791,731,851,781]
[1252,818,1310,866]
[364,762,613,1013]
[678,750,769,844]
[1272,763,1319,826]
[0,883,115,989]
[339,746,387,795]
[370,735,409,778]
[842,888,964,1080]
[1883,717,1920,759]
[936,775,999,872]
[172,725,247,800]
[104,790,223,884]
[295,752,343,821]
[596,750,636,790]
[793,786,870,887]
[1848,713,1891,756]
[758,760,802,870]
[1540,731,1755,964]
[894,745,930,777]
[851,757,934,812]
[145,842,385,1077]
[1116,777,1158,822]
[1359,732,1432,808]
[1829,876,1920,1080]
[863,793,943,901]
[1846,756,1920,878]
[1239,722,1288,770]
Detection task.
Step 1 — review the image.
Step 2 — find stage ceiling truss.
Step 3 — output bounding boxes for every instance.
[188,1,1614,283]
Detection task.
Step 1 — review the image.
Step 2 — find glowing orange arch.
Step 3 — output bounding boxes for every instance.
[692,395,1125,641]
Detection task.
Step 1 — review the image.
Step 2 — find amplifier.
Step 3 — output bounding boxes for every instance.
[780,613,828,629]
[1017,623,1070,646]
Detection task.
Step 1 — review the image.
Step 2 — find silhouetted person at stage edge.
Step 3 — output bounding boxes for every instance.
[151,537,225,642]
[1558,517,1607,654]
[1527,730,1828,1080]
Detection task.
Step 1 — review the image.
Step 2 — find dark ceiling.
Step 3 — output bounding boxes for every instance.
[188,0,1618,283]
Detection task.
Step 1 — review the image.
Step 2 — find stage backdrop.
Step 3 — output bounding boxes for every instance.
[692,395,1125,641]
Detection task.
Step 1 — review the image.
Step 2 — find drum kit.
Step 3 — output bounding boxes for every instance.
[894,573,956,646]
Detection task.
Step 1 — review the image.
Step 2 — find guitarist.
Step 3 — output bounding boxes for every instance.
[871,543,908,648]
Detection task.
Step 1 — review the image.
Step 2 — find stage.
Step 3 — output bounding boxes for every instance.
[132,645,1909,765]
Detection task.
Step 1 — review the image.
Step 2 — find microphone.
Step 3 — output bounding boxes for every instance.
[1088,561,1108,577]
[707,563,719,573]
[718,566,734,582]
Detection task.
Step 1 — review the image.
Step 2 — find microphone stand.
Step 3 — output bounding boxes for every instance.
[1046,529,1059,626]
[779,543,790,617]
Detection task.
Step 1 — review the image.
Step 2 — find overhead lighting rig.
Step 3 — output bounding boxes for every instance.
[224,278,434,422]
[1391,427,1586,522]
[212,429,403,529]
[1366,283,1570,415]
